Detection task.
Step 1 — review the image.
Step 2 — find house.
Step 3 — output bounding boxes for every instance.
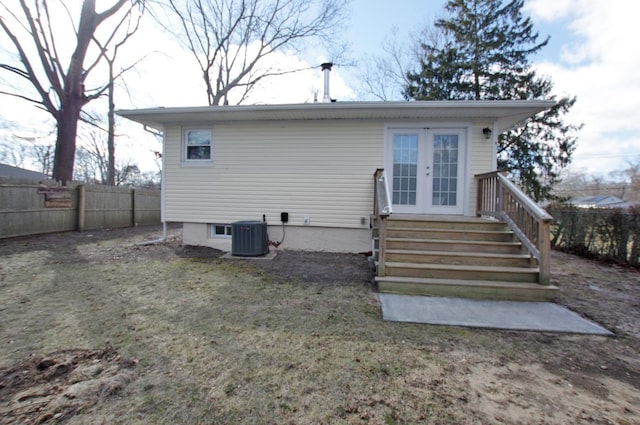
[0,163,49,181]
[570,195,630,209]
[118,99,557,301]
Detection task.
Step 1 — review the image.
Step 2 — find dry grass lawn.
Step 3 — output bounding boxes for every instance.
[1,225,639,424]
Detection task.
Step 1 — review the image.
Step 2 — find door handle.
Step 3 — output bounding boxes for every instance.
[426,166,430,176]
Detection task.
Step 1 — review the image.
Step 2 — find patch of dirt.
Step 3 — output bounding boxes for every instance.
[551,250,640,340]
[232,250,375,286]
[168,238,375,285]
[174,244,225,259]
[0,224,183,265]
[0,348,137,424]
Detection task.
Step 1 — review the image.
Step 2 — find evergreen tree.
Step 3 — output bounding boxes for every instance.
[404,0,581,201]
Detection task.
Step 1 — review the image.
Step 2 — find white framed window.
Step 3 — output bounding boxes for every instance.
[184,128,212,162]
[209,224,232,238]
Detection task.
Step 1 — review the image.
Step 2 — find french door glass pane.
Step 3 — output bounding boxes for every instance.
[432,135,458,206]
[392,134,418,205]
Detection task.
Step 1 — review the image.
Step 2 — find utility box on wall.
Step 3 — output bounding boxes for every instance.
[231,221,269,256]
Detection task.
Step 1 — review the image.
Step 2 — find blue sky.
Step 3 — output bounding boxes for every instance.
[1,0,639,179]
[346,0,573,65]
[347,0,438,53]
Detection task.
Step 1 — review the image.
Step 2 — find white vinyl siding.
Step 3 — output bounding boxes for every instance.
[467,123,496,215]
[164,121,383,228]
[164,119,497,226]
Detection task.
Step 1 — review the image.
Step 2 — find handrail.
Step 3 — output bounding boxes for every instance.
[374,168,393,217]
[373,169,392,276]
[476,171,553,285]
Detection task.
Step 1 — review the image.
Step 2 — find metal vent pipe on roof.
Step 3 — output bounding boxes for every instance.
[321,62,333,103]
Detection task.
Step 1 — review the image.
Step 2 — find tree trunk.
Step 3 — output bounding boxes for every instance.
[107,63,116,186]
[52,101,83,185]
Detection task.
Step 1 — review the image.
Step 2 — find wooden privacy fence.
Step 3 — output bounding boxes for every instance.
[0,179,161,239]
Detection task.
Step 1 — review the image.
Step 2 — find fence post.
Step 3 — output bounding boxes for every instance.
[77,185,86,232]
[131,188,136,227]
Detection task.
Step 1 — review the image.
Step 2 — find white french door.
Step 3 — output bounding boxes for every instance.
[386,128,466,215]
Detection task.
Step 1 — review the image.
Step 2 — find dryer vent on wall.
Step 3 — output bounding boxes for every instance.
[231,221,268,256]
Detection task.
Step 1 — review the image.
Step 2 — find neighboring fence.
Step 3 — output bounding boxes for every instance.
[0,178,161,239]
[547,204,640,267]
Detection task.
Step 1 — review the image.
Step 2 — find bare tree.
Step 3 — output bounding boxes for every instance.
[94,17,147,186]
[155,0,347,105]
[32,141,54,176]
[0,0,145,184]
[0,138,54,174]
[552,163,640,202]
[615,160,640,202]
[0,140,28,168]
[74,145,103,184]
[359,21,446,101]
[116,163,141,186]
[0,121,25,167]
[74,130,144,186]
[0,120,53,174]
[75,127,109,183]
[359,28,412,101]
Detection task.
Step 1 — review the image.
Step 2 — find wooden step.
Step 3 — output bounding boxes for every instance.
[384,262,540,283]
[385,249,535,268]
[386,216,507,231]
[386,227,516,242]
[385,238,525,254]
[375,276,558,301]
[373,215,552,301]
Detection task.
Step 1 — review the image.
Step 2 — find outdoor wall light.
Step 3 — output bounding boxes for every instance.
[482,127,492,140]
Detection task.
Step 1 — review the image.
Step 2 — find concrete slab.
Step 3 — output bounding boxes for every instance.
[379,294,613,335]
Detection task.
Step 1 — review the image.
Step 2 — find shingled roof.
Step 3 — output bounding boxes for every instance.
[0,163,50,181]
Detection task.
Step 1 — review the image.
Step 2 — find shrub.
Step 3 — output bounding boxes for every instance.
[547,204,640,267]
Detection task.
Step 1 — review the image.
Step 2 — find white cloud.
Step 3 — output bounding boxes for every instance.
[115,16,356,109]
[523,0,574,21]
[527,0,640,176]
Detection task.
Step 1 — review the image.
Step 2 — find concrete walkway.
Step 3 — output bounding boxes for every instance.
[379,294,613,335]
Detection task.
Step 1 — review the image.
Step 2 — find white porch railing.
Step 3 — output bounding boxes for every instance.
[373,169,392,276]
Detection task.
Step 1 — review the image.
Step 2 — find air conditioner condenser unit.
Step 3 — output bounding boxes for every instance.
[231,221,269,256]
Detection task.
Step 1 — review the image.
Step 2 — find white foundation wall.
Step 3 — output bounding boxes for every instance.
[182,222,371,253]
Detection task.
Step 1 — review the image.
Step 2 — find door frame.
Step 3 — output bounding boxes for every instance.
[384,123,471,216]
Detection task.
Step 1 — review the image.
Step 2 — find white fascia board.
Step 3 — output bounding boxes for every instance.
[116,100,555,130]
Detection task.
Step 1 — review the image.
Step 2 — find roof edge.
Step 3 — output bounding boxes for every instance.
[117,100,556,130]
[118,100,555,116]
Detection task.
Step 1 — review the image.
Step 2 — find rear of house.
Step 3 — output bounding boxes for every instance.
[119,101,552,254]
[170,118,382,252]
